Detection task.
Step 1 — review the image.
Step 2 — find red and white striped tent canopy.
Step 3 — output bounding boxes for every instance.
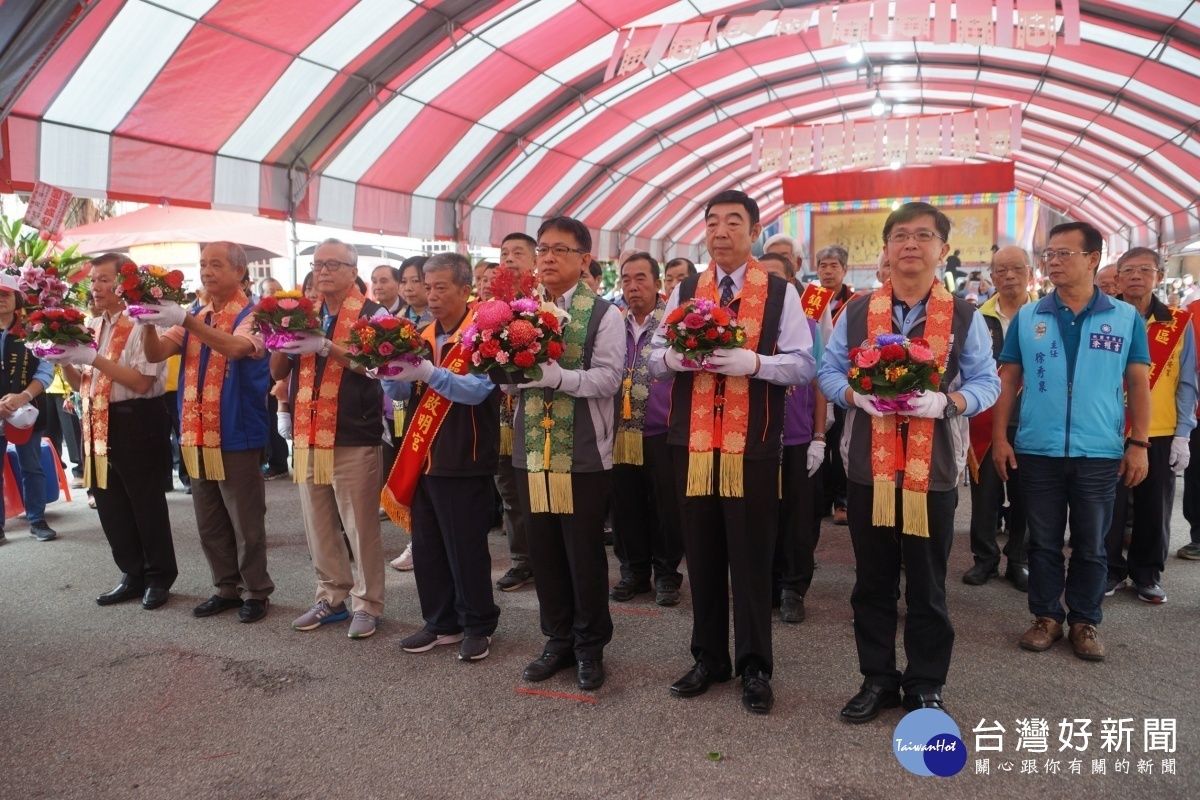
[1,0,1198,258]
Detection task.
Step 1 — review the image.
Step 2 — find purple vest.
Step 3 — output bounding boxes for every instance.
[782,318,818,446]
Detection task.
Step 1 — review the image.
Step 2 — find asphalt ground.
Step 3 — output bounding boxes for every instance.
[1,471,1197,800]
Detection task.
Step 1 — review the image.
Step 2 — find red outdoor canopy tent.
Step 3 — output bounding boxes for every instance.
[1,0,1198,257]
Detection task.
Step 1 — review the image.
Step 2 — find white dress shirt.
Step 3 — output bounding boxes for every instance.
[86,311,167,402]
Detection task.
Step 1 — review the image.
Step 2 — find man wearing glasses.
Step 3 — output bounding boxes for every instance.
[1103,248,1196,605]
[964,247,1036,590]
[819,202,998,723]
[994,222,1151,663]
[506,217,623,691]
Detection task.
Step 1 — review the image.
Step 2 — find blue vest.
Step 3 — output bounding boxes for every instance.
[178,303,270,452]
[1012,292,1141,460]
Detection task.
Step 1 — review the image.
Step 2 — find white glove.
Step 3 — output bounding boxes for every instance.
[824,402,835,433]
[663,349,702,372]
[61,342,97,367]
[705,348,759,377]
[390,358,435,383]
[850,391,887,418]
[897,390,949,419]
[517,361,563,390]
[128,301,186,327]
[276,333,327,356]
[277,411,292,440]
[1170,436,1191,473]
[807,439,826,477]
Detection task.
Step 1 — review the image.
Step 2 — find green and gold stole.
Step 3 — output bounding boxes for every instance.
[523,280,596,513]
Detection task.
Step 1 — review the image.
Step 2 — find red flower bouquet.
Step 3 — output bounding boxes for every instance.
[662,297,748,367]
[23,306,95,359]
[847,333,943,410]
[251,290,323,350]
[116,263,187,317]
[346,310,423,376]
[461,267,563,384]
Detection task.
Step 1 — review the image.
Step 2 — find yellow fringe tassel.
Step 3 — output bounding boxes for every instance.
[499,425,513,457]
[686,450,713,496]
[719,452,744,498]
[93,454,108,491]
[380,487,413,534]
[902,488,930,538]
[528,471,550,513]
[612,430,643,466]
[542,424,553,471]
[873,479,896,528]
[202,447,225,482]
[181,445,200,480]
[622,389,632,420]
[313,448,335,485]
[393,403,406,438]
[548,472,574,514]
[293,446,309,484]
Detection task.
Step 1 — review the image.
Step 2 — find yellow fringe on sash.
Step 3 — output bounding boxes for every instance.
[548,472,574,514]
[292,446,310,484]
[686,450,713,496]
[313,448,335,485]
[83,455,108,490]
[613,430,643,466]
[499,425,513,457]
[202,447,226,482]
[903,488,931,538]
[393,402,406,438]
[181,445,200,481]
[528,471,550,513]
[719,452,744,498]
[873,479,896,528]
[380,487,412,534]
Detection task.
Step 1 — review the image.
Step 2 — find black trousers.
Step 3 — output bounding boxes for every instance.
[820,406,848,511]
[611,433,683,588]
[968,427,1027,569]
[1105,434,1174,585]
[411,474,501,638]
[847,481,956,694]
[774,443,817,596]
[265,393,290,473]
[516,469,613,661]
[91,397,177,589]
[673,447,778,678]
[1182,426,1200,546]
[45,393,83,477]
[163,390,188,486]
[495,454,530,570]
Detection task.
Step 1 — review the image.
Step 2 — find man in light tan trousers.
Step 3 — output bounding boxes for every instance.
[271,239,394,639]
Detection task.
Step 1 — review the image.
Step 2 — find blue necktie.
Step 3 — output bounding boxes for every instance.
[719,275,735,307]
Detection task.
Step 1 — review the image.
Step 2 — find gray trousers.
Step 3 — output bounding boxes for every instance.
[193,448,274,601]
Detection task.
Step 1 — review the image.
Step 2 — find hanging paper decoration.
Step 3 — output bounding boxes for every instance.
[1016,0,1058,48]
[956,0,996,46]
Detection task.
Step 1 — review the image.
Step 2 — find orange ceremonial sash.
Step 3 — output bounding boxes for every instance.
[181,292,250,481]
[79,314,134,490]
[381,312,474,531]
[800,283,834,322]
[686,259,769,498]
[867,279,955,538]
[293,288,364,485]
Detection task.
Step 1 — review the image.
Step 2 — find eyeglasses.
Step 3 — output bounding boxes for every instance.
[311,260,354,272]
[535,245,586,257]
[887,231,944,244]
[1117,267,1160,278]
[1039,249,1094,263]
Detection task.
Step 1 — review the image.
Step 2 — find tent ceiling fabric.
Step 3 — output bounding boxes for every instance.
[2,0,1199,256]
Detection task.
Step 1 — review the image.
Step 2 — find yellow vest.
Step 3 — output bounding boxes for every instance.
[165,354,181,392]
[1147,317,1185,438]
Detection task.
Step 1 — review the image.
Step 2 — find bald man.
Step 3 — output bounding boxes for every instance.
[1095,264,1119,297]
[965,246,1036,589]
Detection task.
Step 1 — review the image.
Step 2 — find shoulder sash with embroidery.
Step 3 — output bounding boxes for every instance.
[79,315,134,490]
[180,293,250,481]
[614,299,665,466]
[800,283,834,322]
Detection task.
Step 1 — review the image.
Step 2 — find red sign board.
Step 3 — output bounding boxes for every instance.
[23,181,73,232]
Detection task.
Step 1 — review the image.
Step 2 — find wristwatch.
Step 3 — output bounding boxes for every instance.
[1126,439,1151,449]
[942,397,960,420]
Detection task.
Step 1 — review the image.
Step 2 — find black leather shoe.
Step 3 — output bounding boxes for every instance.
[670,661,731,698]
[962,562,999,585]
[741,671,774,714]
[780,591,806,623]
[1005,564,1029,592]
[609,578,652,602]
[903,690,946,712]
[193,595,243,617]
[238,598,269,623]
[577,660,605,690]
[96,582,144,606]
[141,587,170,610]
[840,683,901,724]
[522,651,576,682]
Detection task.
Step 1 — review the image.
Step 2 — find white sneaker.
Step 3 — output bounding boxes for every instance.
[391,543,414,571]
